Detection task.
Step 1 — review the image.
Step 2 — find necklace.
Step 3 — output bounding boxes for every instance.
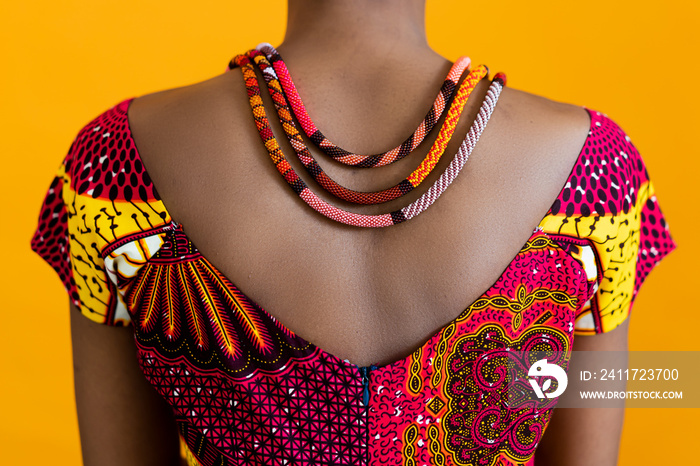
[235,50,487,205]
[251,42,472,168]
[232,51,505,227]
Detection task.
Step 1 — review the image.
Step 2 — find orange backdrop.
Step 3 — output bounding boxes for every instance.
[2,0,697,464]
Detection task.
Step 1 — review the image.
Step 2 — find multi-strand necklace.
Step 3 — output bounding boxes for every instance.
[226,44,505,227]
[256,43,471,168]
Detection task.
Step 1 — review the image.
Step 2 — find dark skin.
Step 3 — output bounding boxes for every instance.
[69,0,628,464]
[536,319,628,465]
[70,302,184,466]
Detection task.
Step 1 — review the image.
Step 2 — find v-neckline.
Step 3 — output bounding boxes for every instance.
[120,96,592,376]
[168,219,553,375]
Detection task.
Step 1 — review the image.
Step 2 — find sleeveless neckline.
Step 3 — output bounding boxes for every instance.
[118,97,593,371]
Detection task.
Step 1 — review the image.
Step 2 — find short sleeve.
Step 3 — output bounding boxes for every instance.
[30,98,172,327]
[30,131,126,326]
[540,109,677,335]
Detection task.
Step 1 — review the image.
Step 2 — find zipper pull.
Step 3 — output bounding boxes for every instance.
[360,366,370,406]
[360,364,378,407]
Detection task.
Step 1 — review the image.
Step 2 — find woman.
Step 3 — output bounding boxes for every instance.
[30,0,675,465]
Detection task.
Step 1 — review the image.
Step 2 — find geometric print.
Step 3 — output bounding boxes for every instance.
[136,344,367,465]
[31,87,676,463]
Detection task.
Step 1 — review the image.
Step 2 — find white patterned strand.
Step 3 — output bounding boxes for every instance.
[400,79,503,220]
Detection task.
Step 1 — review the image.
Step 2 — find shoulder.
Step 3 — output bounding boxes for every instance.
[64,68,238,198]
[497,86,591,128]
[496,86,650,214]
[483,86,594,203]
[56,93,183,260]
[126,70,249,142]
[499,85,643,169]
[494,86,592,149]
[509,90,675,335]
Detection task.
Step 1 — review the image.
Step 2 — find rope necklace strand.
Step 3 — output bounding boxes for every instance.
[254,42,472,168]
[233,50,487,205]
[236,50,506,227]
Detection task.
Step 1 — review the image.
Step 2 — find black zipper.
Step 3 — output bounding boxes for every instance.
[359,364,378,407]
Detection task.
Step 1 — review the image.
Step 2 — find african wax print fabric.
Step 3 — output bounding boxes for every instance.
[31,90,675,465]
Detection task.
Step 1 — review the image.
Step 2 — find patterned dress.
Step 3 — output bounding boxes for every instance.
[30,90,675,465]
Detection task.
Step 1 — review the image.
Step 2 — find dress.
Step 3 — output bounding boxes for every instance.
[30,77,676,464]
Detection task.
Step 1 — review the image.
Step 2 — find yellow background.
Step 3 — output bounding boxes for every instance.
[2,0,697,464]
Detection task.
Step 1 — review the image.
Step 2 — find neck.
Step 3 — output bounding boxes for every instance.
[281,0,431,57]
